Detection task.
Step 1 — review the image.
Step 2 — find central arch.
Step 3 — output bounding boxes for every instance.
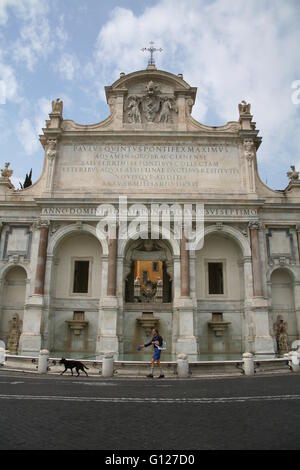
[119,227,180,356]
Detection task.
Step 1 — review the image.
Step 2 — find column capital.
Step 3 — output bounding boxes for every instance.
[107,236,118,297]
[248,221,262,231]
[34,219,50,230]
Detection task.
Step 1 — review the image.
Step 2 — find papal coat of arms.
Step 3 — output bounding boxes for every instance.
[127,80,177,124]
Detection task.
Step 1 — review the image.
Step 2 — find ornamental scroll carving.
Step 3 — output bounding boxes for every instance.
[243,139,255,164]
[46,140,57,160]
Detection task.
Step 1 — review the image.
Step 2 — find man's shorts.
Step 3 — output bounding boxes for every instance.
[153,348,161,361]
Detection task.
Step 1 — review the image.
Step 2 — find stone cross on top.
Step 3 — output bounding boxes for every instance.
[141,41,163,69]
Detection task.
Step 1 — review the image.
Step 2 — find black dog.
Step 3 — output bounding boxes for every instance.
[59,358,89,376]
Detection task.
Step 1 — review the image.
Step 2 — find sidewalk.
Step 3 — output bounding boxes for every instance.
[0,353,294,378]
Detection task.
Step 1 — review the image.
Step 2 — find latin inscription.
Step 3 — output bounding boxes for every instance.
[55,143,243,192]
[41,206,257,218]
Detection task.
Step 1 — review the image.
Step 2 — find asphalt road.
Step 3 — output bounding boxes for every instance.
[0,371,300,450]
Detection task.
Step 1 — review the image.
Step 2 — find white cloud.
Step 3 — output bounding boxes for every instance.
[13,16,54,71]
[18,97,52,155]
[92,0,300,180]
[11,175,23,190]
[0,62,20,102]
[0,0,48,25]
[1,0,54,71]
[19,117,38,155]
[57,53,79,81]
[55,15,69,48]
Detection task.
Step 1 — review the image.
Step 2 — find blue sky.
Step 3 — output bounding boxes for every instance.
[0,0,299,190]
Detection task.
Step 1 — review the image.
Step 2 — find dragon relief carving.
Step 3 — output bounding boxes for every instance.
[126,80,177,124]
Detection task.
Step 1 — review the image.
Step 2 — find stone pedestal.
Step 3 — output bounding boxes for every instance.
[96,296,119,355]
[250,298,275,355]
[175,298,198,356]
[19,295,44,354]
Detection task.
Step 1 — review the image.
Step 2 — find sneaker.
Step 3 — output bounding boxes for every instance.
[146,373,154,378]
[158,374,165,378]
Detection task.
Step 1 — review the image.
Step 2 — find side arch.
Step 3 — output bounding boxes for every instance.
[47,223,109,257]
[203,224,251,258]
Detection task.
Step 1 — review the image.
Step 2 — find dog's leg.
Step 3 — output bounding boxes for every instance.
[61,368,66,375]
[76,367,80,377]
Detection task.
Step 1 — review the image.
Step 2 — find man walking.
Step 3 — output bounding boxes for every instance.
[138,328,165,378]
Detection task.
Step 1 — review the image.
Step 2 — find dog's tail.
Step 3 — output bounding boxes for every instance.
[84,365,89,369]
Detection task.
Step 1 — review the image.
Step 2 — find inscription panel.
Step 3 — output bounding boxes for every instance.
[54,143,245,193]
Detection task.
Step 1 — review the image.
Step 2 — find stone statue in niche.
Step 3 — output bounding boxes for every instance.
[127,95,142,123]
[141,279,157,302]
[273,315,289,355]
[7,314,22,354]
[159,97,178,123]
[238,100,251,115]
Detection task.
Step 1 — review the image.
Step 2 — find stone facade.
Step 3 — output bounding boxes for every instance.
[0,66,299,358]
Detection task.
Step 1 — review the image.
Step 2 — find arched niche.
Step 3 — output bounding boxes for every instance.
[123,238,174,304]
[270,268,297,345]
[0,265,27,345]
[49,230,103,354]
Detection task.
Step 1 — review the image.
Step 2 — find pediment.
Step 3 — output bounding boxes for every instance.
[105,68,197,129]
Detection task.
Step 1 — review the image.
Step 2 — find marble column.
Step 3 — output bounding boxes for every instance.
[297,227,300,262]
[248,222,275,354]
[107,236,118,296]
[294,281,300,339]
[20,222,49,354]
[249,223,263,297]
[180,230,190,297]
[34,224,49,295]
[96,234,119,356]
[175,229,198,356]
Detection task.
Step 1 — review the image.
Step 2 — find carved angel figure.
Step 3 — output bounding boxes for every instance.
[287,165,299,181]
[159,97,178,123]
[127,96,142,123]
[51,98,63,115]
[1,162,13,178]
[238,100,251,115]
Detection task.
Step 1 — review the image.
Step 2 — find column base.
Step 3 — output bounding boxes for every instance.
[174,297,198,357]
[96,296,119,357]
[19,333,41,355]
[175,336,198,357]
[96,336,119,358]
[253,336,276,355]
[248,297,275,355]
[19,295,44,355]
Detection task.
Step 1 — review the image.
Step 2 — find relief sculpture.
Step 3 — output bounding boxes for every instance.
[126,81,177,124]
